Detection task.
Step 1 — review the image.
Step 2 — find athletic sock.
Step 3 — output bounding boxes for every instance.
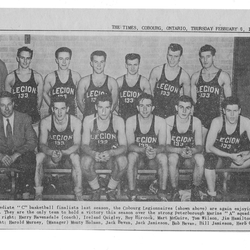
[88,177,100,190]
[207,191,216,197]
[107,177,119,190]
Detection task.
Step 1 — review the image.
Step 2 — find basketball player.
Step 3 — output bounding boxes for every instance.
[117,53,151,121]
[166,95,204,201]
[149,43,191,119]
[126,93,168,201]
[191,44,232,144]
[77,50,119,118]
[43,47,81,116]
[5,46,44,134]
[35,96,83,201]
[205,97,250,201]
[81,95,127,201]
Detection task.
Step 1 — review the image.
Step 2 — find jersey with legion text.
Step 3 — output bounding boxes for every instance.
[213,115,242,154]
[48,115,74,151]
[12,69,40,124]
[89,114,119,152]
[171,115,195,148]
[84,75,111,117]
[135,114,158,148]
[50,70,77,116]
[194,69,223,121]
[153,64,182,119]
[118,75,142,120]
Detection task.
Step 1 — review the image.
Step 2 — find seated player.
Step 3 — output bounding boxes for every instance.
[35,96,83,201]
[205,96,250,201]
[81,95,127,201]
[126,93,168,201]
[0,91,37,199]
[166,95,204,201]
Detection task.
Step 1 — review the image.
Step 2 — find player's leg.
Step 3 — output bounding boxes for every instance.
[191,153,205,201]
[127,152,140,200]
[81,155,100,200]
[106,155,128,201]
[69,153,83,201]
[202,126,208,146]
[168,153,180,201]
[155,153,168,201]
[34,152,46,200]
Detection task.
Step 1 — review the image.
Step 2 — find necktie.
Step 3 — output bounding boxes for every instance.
[6,119,14,150]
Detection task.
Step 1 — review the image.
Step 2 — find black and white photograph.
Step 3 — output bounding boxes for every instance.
[0,8,250,237]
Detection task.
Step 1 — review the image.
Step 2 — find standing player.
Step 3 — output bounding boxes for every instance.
[43,47,81,116]
[117,53,151,121]
[5,46,44,133]
[191,44,232,144]
[81,95,127,201]
[77,50,119,118]
[126,93,168,201]
[149,43,191,118]
[205,97,250,201]
[35,96,83,201]
[166,95,204,201]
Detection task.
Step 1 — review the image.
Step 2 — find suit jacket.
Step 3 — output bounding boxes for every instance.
[0,111,37,155]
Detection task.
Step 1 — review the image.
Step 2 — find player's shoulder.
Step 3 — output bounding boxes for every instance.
[191,70,200,79]
[33,70,43,80]
[240,115,250,124]
[219,70,230,80]
[155,115,165,123]
[180,68,190,78]
[40,114,51,127]
[126,115,136,125]
[71,70,81,79]
[193,116,202,124]
[165,115,175,126]
[83,113,95,124]
[6,70,15,79]
[108,75,117,84]
[151,64,163,73]
[70,114,81,124]
[113,114,125,126]
[211,116,223,127]
[45,71,56,81]
[140,75,150,83]
[79,74,91,84]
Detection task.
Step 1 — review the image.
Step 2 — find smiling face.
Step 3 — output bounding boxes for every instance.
[126,58,140,75]
[17,51,32,69]
[176,101,192,120]
[52,102,69,121]
[95,100,111,120]
[91,55,106,74]
[0,97,14,118]
[137,98,154,118]
[56,52,71,70]
[200,51,214,69]
[223,104,241,124]
[167,49,181,67]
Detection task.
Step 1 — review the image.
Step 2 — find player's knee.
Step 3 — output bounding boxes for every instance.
[128,152,139,164]
[36,152,45,166]
[156,153,168,167]
[194,153,205,167]
[116,155,128,171]
[70,153,80,164]
[168,153,179,167]
[81,155,93,171]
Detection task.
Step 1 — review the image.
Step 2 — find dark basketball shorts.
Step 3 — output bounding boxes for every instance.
[205,153,232,170]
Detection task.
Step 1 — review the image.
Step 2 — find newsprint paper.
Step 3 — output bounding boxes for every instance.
[0,8,250,231]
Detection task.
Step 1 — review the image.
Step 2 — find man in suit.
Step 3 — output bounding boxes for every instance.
[0,91,37,199]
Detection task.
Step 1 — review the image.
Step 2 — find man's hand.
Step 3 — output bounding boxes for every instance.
[180,147,192,159]
[10,153,21,164]
[98,151,112,162]
[230,153,244,166]
[51,150,62,163]
[146,146,157,160]
[0,155,13,167]
[94,152,103,162]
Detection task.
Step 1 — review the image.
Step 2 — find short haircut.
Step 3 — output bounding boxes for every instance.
[17,46,33,59]
[222,96,241,110]
[177,95,194,106]
[168,43,183,56]
[51,95,69,107]
[199,44,216,57]
[0,91,14,101]
[55,47,72,59]
[125,53,141,63]
[136,93,155,107]
[90,50,107,61]
[95,94,112,106]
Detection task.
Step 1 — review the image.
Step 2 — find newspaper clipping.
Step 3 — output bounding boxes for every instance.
[0,9,250,231]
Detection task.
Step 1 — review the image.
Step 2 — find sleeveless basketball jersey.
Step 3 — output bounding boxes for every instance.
[51,70,77,116]
[195,69,223,119]
[12,69,40,124]
[135,114,158,148]
[84,75,111,117]
[89,114,119,152]
[214,115,242,154]
[118,75,142,120]
[154,64,182,119]
[48,115,74,150]
[171,115,195,148]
